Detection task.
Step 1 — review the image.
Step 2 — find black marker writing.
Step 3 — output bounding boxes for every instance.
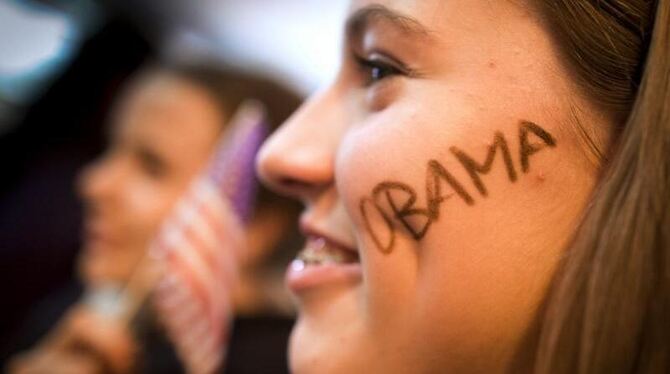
[360,120,557,253]
[450,131,517,197]
[519,120,557,173]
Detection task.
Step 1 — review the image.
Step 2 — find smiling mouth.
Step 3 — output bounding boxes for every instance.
[286,234,362,293]
[83,222,118,252]
[296,236,360,267]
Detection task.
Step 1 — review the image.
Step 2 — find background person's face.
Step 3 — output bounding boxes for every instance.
[257,0,605,372]
[78,74,221,286]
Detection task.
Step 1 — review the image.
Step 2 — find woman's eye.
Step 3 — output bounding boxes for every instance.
[137,148,168,180]
[355,54,406,85]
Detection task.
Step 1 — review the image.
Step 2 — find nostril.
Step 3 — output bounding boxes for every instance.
[266,177,318,199]
[279,177,313,190]
[257,147,330,195]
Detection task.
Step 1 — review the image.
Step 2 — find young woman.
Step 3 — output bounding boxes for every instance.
[8,62,302,373]
[257,1,669,373]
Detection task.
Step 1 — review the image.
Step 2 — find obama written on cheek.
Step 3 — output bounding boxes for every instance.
[360,120,558,253]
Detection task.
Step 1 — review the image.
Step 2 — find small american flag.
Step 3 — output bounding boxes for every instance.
[150,101,268,374]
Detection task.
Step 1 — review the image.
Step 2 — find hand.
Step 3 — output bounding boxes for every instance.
[8,348,102,374]
[7,304,138,374]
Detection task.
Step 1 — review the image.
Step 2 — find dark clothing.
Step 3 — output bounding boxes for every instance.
[1,280,83,366]
[1,281,294,374]
[0,281,183,373]
[224,316,294,374]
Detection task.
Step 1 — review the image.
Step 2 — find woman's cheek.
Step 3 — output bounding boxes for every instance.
[336,121,420,249]
[336,108,568,267]
[335,122,426,322]
[123,181,177,256]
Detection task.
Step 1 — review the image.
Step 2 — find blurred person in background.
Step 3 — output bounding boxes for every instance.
[6,60,302,374]
[0,4,155,351]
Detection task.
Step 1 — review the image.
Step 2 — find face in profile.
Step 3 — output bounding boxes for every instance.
[78,73,221,286]
[258,0,606,372]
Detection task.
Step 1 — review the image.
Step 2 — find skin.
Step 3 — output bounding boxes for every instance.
[8,307,136,374]
[257,1,608,373]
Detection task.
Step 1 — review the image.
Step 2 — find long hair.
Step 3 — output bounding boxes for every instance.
[532,1,670,372]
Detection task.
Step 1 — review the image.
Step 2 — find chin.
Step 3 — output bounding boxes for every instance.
[289,317,340,374]
[79,256,125,286]
[288,312,372,374]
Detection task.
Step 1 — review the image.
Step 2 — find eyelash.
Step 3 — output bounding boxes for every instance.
[137,150,167,179]
[354,53,409,86]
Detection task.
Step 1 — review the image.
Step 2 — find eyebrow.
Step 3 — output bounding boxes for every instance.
[345,4,434,42]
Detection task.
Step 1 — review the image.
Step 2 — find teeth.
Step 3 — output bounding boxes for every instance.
[297,237,358,266]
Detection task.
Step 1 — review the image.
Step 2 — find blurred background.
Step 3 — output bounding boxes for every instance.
[0,0,348,369]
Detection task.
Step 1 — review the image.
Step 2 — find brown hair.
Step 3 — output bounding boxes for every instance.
[530,1,670,372]
[164,61,303,213]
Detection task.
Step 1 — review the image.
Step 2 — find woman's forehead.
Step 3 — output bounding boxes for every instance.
[118,75,217,125]
[111,75,221,151]
[346,0,536,36]
[346,1,442,38]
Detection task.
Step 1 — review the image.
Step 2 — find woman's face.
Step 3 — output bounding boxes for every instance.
[78,74,221,286]
[257,1,603,372]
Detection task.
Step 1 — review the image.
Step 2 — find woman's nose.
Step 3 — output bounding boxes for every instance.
[257,88,344,201]
[77,154,119,205]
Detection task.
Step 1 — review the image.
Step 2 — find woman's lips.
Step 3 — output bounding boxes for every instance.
[82,222,119,252]
[286,235,363,294]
